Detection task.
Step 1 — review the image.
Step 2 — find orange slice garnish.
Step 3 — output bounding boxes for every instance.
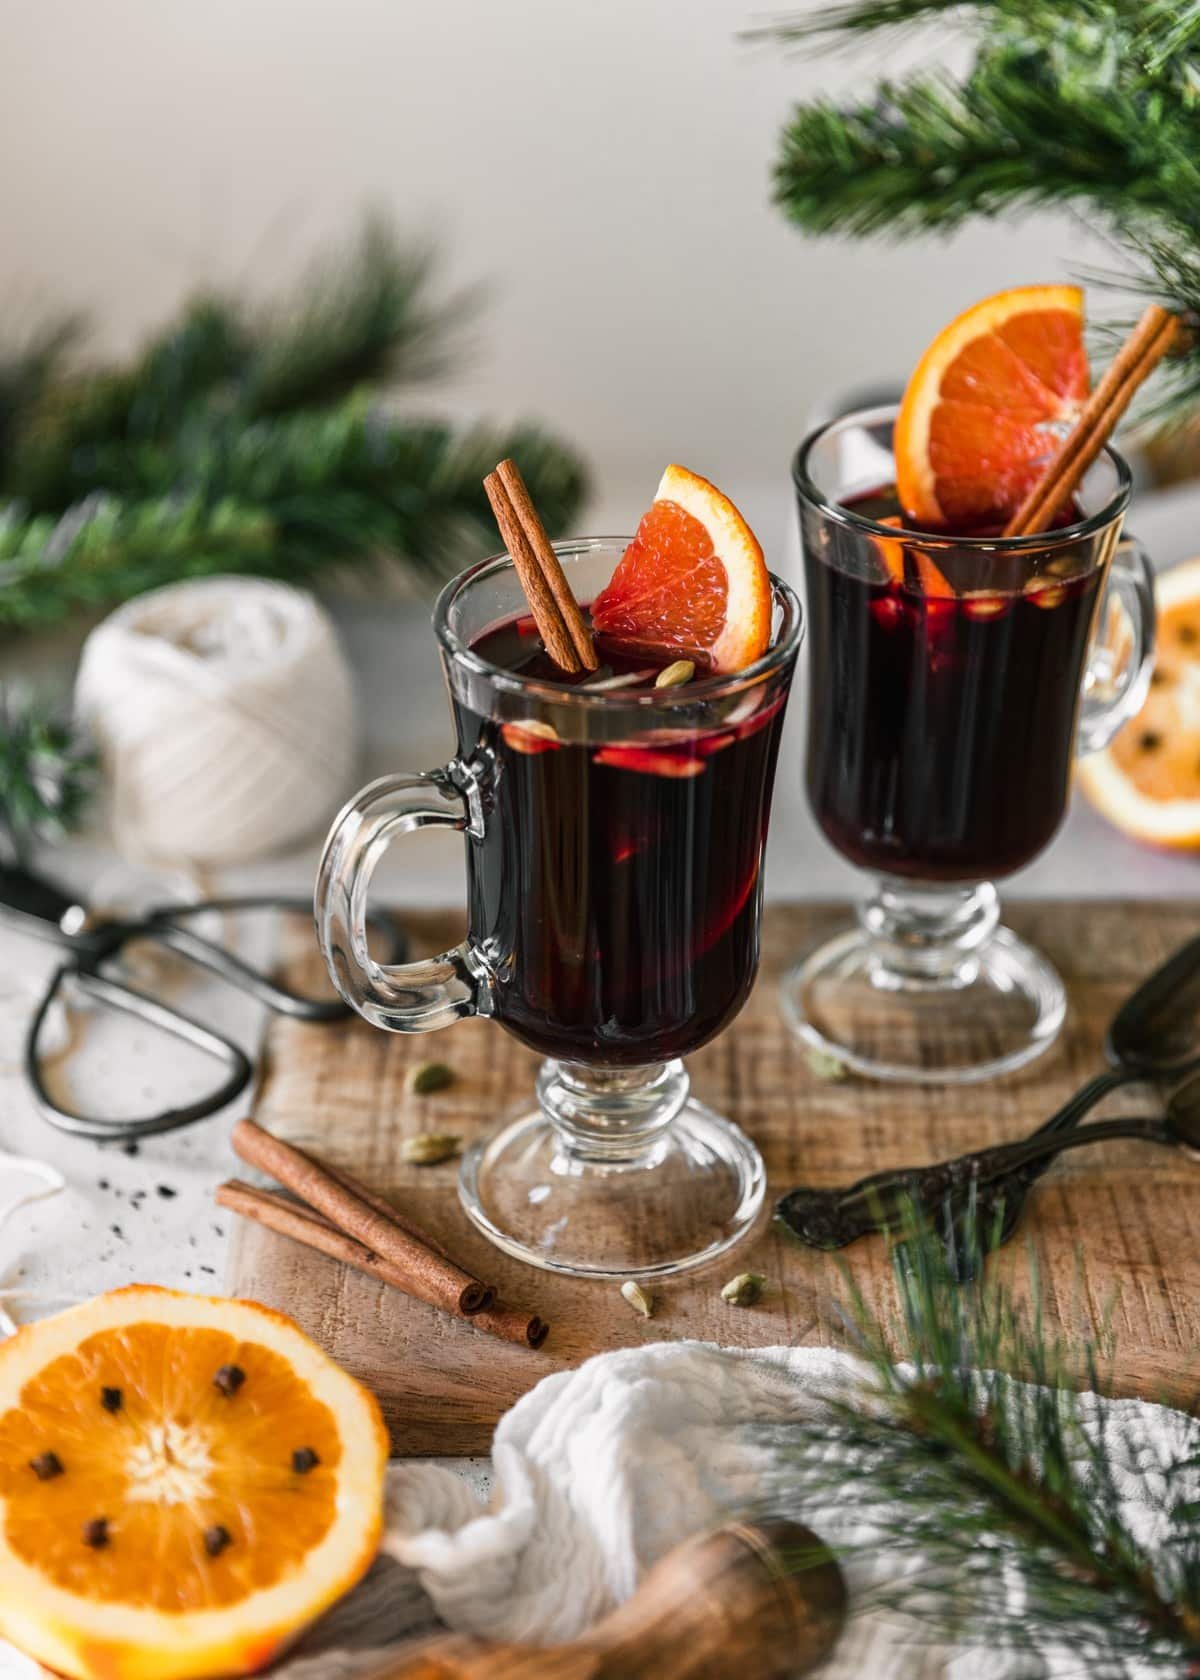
[894,284,1089,530]
[591,465,773,674]
[1078,557,1200,849]
[0,1287,387,1680]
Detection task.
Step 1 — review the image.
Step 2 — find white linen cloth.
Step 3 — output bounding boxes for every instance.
[274,1339,1196,1680]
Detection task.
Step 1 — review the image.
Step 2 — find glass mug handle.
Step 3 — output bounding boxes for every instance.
[1076,535,1156,757]
[314,768,487,1032]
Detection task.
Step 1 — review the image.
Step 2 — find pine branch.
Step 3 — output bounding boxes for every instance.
[0,494,278,633]
[758,0,1171,56]
[0,217,587,632]
[1138,1,1200,71]
[767,1212,1200,1674]
[3,217,480,515]
[5,298,251,509]
[0,314,84,482]
[774,56,1200,239]
[766,0,1200,426]
[241,217,477,418]
[0,687,96,864]
[0,413,587,632]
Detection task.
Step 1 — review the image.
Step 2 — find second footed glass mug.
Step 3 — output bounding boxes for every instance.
[315,538,802,1278]
[783,406,1155,1084]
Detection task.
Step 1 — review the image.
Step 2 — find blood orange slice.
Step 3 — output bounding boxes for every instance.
[591,466,772,674]
[0,1287,387,1680]
[894,285,1089,530]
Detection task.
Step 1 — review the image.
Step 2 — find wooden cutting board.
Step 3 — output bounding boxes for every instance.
[227,901,1200,1454]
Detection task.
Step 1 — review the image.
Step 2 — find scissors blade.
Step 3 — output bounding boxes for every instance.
[0,863,86,945]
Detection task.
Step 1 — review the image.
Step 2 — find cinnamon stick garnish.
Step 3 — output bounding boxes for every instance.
[483,458,598,673]
[230,1119,491,1319]
[217,1179,547,1349]
[1004,304,1183,538]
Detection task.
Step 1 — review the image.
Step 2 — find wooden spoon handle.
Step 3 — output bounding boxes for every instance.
[370,1518,846,1680]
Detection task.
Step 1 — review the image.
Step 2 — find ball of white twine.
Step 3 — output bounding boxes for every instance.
[75,576,359,867]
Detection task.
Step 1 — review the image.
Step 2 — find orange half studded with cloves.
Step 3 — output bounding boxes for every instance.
[1079,556,1200,849]
[0,1287,387,1680]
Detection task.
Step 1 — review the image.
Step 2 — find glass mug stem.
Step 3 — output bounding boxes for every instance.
[860,879,999,989]
[537,1060,690,1167]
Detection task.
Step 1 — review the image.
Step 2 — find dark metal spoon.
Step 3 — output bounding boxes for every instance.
[777,1071,1200,1252]
[777,930,1200,1257]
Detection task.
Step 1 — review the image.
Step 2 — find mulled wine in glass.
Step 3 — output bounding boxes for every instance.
[316,538,801,1276]
[784,406,1155,1083]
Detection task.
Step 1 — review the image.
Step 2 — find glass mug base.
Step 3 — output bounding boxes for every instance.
[781,916,1066,1086]
[458,1059,766,1278]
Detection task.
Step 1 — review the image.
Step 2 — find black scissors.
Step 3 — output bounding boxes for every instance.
[0,861,404,1142]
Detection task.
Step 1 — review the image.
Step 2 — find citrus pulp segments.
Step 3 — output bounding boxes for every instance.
[0,1287,387,1680]
[894,284,1088,529]
[591,464,773,674]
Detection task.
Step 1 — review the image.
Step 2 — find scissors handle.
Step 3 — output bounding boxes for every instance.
[27,965,254,1140]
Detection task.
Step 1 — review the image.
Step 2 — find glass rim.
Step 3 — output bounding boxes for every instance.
[432,536,804,708]
[792,402,1132,553]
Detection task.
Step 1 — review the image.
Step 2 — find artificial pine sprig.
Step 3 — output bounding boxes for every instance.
[771,1209,1200,1675]
[763,1,1200,425]
[0,415,585,632]
[0,688,96,864]
[0,218,586,633]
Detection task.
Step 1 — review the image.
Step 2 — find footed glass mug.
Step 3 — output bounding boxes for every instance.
[315,538,802,1277]
[783,406,1155,1084]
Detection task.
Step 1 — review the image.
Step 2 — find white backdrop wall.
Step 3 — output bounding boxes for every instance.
[3,0,1102,556]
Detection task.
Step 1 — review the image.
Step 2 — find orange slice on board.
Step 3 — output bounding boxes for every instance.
[894,284,1090,530]
[0,1287,387,1680]
[1078,557,1200,849]
[591,465,773,673]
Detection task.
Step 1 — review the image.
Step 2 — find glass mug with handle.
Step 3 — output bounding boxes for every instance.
[316,537,802,1278]
[783,405,1155,1084]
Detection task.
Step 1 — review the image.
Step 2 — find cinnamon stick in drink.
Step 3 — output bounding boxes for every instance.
[1004,304,1183,537]
[483,458,598,673]
[494,458,597,671]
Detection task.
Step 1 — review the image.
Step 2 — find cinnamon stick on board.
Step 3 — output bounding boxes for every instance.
[1004,303,1182,537]
[483,458,598,673]
[230,1118,492,1319]
[217,1180,549,1349]
[314,1160,550,1346]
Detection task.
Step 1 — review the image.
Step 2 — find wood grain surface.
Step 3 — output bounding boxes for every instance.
[227,901,1200,1454]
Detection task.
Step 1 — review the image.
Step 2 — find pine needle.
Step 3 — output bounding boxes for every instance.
[764,1,1200,427]
[764,1209,1200,1674]
[0,688,96,864]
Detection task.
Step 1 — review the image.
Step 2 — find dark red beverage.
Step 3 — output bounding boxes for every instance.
[456,618,790,1064]
[804,485,1106,882]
